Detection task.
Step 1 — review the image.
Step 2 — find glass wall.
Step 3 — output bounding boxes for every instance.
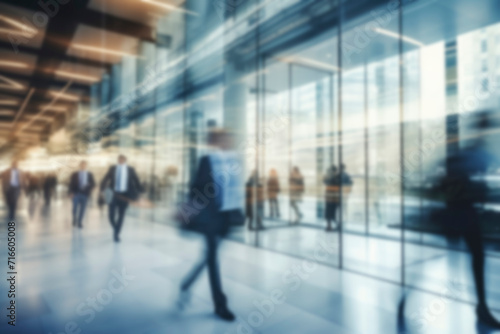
[70,0,500,304]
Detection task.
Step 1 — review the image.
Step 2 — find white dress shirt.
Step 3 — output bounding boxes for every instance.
[208,151,244,211]
[115,164,128,192]
[10,169,19,187]
[79,171,88,190]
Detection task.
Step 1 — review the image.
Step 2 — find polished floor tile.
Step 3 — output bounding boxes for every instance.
[0,198,499,334]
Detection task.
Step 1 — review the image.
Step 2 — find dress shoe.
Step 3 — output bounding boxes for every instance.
[176,290,192,310]
[477,305,500,328]
[215,307,235,321]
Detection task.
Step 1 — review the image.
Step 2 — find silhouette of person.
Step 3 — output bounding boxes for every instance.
[68,161,95,228]
[43,172,57,207]
[441,115,500,328]
[246,170,265,230]
[339,163,353,221]
[267,168,280,219]
[399,111,500,330]
[178,129,243,321]
[324,165,340,231]
[26,172,40,200]
[289,166,304,223]
[1,161,25,220]
[100,155,142,242]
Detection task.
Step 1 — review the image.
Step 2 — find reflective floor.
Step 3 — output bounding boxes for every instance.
[0,199,499,334]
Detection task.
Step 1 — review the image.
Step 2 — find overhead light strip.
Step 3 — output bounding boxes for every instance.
[0,15,37,34]
[141,0,198,16]
[0,100,19,106]
[54,70,100,82]
[39,105,68,112]
[12,88,35,126]
[0,74,24,90]
[0,110,15,116]
[0,61,29,69]
[278,56,340,72]
[18,81,73,134]
[72,44,140,58]
[373,27,424,47]
[48,90,79,102]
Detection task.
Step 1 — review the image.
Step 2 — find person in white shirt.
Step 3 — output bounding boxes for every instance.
[100,155,142,242]
[1,161,25,220]
[68,161,95,228]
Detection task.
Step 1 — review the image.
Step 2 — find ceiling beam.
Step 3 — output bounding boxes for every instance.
[0,1,156,43]
[0,41,114,70]
[0,71,93,91]
[80,9,156,43]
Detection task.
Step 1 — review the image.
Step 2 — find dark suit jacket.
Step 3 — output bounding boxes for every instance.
[188,155,226,235]
[1,168,26,194]
[100,165,142,200]
[68,171,95,196]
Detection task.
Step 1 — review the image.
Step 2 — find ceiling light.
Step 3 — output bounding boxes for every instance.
[141,0,198,16]
[24,115,52,122]
[279,56,340,72]
[0,74,24,90]
[0,15,37,34]
[372,27,424,47]
[55,70,100,82]
[0,100,18,106]
[0,28,36,38]
[0,61,29,69]
[48,91,80,102]
[0,109,15,116]
[39,105,68,112]
[72,44,139,58]
[17,137,40,143]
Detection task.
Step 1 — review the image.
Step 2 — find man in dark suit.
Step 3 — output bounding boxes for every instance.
[178,129,243,321]
[68,161,95,228]
[100,155,142,242]
[1,161,25,220]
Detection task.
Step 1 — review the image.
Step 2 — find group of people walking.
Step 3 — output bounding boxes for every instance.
[1,155,142,243]
[244,164,352,231]
[244,167,305,230]
[0,161,59,220]
[68,155,142,242]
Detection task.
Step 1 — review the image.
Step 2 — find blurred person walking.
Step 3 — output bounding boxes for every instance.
[339,163,353,221]
[324,165,340,231]
[177,129,244,321]
[289,166,304,223]
[399,111,500,329]
[246,170,265,230]
[100,155,142,242]
[43,172,58,207]
[1,161,26,220]
[68,161,95,228]
[267,168,280,219]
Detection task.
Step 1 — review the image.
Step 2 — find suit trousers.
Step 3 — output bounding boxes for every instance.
[5,187,20,220]
[109,193,129,237]
[72,193,88,226]
[181,234,226,309]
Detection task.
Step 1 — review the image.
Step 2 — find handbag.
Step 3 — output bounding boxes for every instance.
[173,199,210,233]
[226,209,245,227]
